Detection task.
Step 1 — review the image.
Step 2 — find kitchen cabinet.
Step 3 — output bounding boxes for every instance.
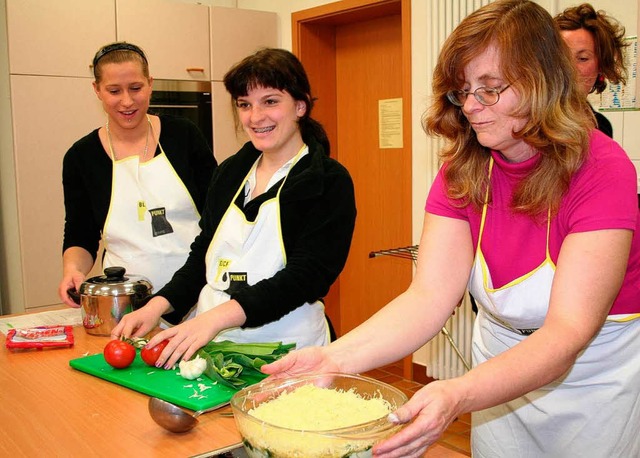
[6,0,115,77]
[117,0,211,81]
[2,0,278,313]
[212,81,248,163]
[209,7,278,162]
[210,7,278,81]
[9,75,104,310]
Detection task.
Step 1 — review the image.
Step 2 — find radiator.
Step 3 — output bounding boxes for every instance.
[419,0,492,380]
[425,295,474,379]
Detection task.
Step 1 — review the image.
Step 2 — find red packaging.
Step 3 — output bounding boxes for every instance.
[5,325,74,350]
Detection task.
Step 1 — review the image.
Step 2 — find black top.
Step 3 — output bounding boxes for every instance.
[157,138,357,328]
[62,115,217,259]
[592,107,613,138]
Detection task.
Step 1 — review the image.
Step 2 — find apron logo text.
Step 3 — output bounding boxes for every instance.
[149,207,174,237]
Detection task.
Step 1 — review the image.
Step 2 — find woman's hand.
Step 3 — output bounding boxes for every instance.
[260,346,341,379]
[372,379,464,458]
[58,270,85,308]
[145,299,247,369]
[111,297,170,340]
[59,247,94,307]
[145,313,220,369]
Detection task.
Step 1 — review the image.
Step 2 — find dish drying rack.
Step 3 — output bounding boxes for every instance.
[369,245,471,370]
[368,244,418,262]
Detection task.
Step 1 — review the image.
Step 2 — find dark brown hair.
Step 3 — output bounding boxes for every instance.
[423,0,592,216]
[223,48,330,155]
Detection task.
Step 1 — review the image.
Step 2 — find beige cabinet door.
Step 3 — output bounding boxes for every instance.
[10,75,104,310]
[116,0,210,81]
[209,7,277,162]
[6,0,115,77]
[210,7,278,81]
[212,81,247,164]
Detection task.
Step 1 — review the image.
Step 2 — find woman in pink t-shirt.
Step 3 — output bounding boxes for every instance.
[263,1,640,457]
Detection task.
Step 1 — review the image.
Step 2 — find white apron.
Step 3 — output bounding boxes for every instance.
[467,159,640,458]
[196,146,329,348]
[102,119,201,293]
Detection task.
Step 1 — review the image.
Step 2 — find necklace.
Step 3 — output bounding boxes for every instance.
[105,117,151,161]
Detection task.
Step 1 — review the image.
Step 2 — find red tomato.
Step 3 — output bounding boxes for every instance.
[140,339,170,367]
[103,339,136,369]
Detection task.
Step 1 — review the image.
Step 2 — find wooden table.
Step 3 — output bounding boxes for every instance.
[0,315,468,458]
[0,325,242,457]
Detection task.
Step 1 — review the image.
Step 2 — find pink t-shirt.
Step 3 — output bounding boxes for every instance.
[426,130,639,315]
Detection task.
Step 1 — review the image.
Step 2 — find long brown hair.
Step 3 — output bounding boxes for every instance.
[555,3,628,93]
[424,0,593,216]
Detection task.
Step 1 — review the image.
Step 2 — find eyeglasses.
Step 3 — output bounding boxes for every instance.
[446,85,511,107]
[93,42,148,68]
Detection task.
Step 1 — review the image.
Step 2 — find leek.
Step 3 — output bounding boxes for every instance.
[197,340,295,389]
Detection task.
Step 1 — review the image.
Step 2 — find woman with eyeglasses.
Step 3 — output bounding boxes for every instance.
[261,1,640,456]
[58,42,217,308]
[555,3,628,138]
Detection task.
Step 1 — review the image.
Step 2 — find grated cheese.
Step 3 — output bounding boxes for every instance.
[249,384,391,430]
[238,384,399,457]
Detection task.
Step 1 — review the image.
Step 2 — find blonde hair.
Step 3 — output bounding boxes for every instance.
[423,0,593,216]
[92,42,150,85]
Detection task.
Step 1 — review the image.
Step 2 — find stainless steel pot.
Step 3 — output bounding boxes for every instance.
[69,266,153,336]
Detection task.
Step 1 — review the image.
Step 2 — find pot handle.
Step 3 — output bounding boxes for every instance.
[104,266,126,280]
[67,288,81,305]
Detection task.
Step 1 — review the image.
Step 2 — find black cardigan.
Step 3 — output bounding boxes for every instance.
[158,138,357,328]
[62,115,217,259]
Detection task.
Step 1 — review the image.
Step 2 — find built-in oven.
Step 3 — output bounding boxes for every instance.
[149,80,213,150]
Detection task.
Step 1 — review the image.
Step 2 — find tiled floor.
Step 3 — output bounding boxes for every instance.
[363,361,471,457]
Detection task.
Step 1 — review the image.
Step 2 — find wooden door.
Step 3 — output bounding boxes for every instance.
[293,0,413,377]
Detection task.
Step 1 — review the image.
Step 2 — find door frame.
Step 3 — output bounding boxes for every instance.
[292,0,413,379]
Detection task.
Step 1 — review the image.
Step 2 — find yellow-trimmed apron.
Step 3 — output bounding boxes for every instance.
[102,120,201,293]
[468,159,640,457]
[196,146,329,348]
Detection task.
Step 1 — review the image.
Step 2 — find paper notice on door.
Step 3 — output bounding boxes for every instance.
[378,98,403,149]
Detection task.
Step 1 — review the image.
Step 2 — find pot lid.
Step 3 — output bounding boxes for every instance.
[78,266,153,297]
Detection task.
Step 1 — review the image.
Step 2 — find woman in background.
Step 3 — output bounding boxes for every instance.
[113,48,357,368]
[59,42,216,307]
[555,3,628,138]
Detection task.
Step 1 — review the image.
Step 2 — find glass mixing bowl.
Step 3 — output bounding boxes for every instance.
[230,372,409,458]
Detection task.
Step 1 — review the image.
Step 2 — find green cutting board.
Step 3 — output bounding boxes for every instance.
[69,353,264,411]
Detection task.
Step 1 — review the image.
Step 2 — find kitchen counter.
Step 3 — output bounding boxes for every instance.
[0,322,242,457]
[0,311,468,458]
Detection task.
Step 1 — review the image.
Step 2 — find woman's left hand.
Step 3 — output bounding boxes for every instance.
[372,380,463,458]
[145,313,219,369]
[145,299,247,369]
